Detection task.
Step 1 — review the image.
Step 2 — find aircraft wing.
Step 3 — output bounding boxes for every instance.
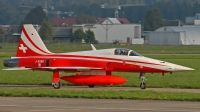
[3,67,32,70]
[36,67,104,71]
[3,66,104,71]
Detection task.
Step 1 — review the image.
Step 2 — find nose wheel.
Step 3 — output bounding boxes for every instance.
[139,73,146,89]
[140,82,146,89]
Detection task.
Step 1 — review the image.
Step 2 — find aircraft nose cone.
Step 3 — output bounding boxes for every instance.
[174,65,194,71]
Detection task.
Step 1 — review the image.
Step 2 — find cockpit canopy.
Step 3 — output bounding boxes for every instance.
[114,48,142,56]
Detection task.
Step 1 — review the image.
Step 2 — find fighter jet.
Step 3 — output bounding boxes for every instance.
[3,24,194,89]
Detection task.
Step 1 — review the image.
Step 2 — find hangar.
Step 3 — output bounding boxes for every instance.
[94,18,141,43]
[148,26,200,45]
[73,18,142,44]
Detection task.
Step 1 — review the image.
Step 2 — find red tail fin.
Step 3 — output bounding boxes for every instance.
[16,24,51,57]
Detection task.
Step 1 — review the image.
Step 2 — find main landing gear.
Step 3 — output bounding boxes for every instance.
[88,85,95,88]
[52,70,62,89]
[139,73,146,89]
[52,81,62,89]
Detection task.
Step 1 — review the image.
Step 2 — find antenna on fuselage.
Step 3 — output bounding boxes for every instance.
[91,44,97,50]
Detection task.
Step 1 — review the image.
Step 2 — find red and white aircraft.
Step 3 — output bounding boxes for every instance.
[3,24,194,89]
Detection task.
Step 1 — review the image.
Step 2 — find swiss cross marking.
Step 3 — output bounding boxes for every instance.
[19,44,27,53]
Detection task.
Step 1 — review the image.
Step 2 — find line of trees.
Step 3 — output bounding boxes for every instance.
[56,1,200,23]
[0,0,200,42]
[20,6,54,42]
[70,29,97,44]
[0,25,5,34]
[143,8,164,31]
[21,6,96,43]
[13,6,97,43]
[1,1,200,25]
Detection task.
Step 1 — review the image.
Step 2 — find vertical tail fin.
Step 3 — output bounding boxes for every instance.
[16,24,52,57]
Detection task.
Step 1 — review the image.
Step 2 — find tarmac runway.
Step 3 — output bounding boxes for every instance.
[0,97,200,112]
[0,85,200,112]
[0,84,200,93]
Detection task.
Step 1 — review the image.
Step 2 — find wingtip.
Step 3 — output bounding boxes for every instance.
[2,67,31,70]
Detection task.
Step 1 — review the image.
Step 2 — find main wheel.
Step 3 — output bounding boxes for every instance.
[52,81,62,89]
[140,82,146,89]
[88,85,95,88]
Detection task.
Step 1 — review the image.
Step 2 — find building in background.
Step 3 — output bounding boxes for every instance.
[51,18,76,27]
[148,26,200,45]
[94,18,142,44]
[51,18,76,41]
[53,27,72,42]
[97,18,131,24]
[163,19,185,26]
[7,17,142,44]
[72,18,142,44]
[186,13,200,25]
[73,24,96,33]
[142,19,185,44]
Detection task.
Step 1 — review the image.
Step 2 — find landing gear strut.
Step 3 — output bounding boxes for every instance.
[139,73,146,89]
[52,70,61,89]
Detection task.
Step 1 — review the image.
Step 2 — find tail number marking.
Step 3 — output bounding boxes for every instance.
[35,60,45,67]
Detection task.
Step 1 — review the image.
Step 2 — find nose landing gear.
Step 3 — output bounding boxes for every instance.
[139,73,146,89]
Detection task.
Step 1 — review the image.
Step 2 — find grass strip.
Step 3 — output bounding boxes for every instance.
[0,88,200,101]
[1,43,200,54]
[1,57,200,89]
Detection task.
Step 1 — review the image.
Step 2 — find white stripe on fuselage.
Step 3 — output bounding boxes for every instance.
[14,53,172,72]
